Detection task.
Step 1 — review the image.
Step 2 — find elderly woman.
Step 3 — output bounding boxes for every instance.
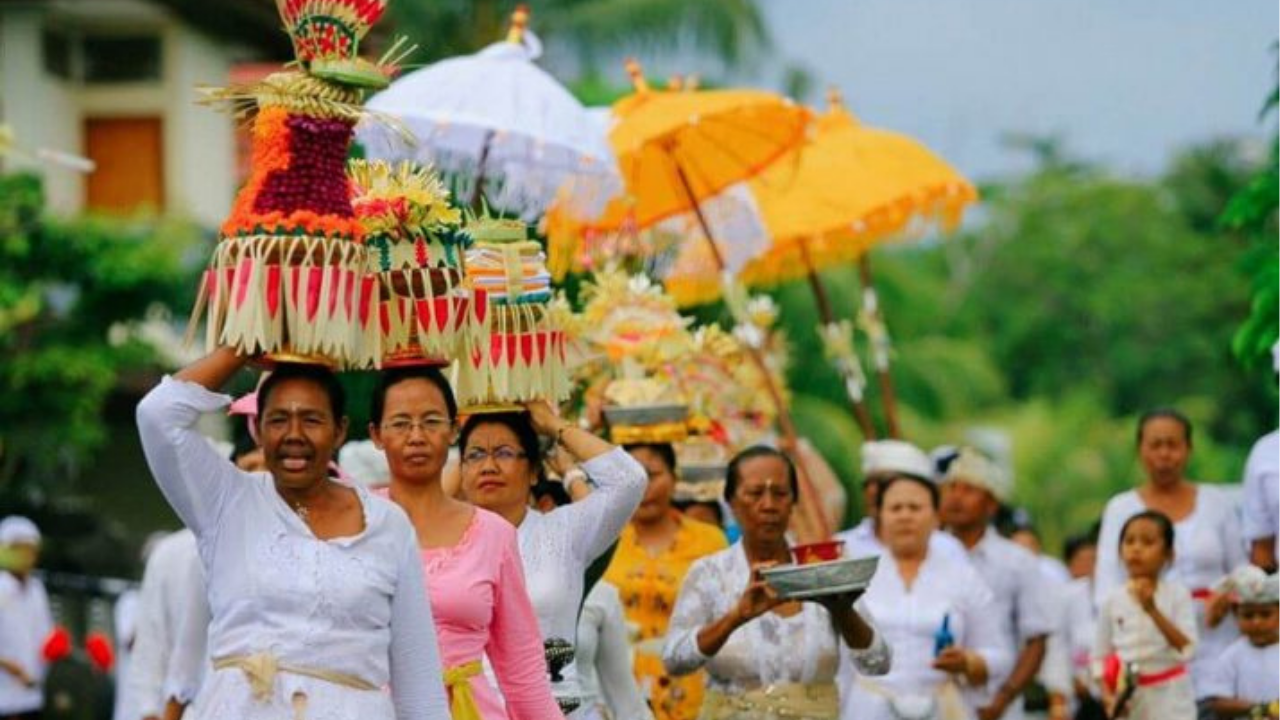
[841,469,1010,720]
[662,446,891,720]
[456,405,647,717]
[135,348,449,719]
[1094,408,1246,699]
[605,442,728,720]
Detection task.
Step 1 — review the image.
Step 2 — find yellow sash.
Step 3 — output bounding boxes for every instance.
[700,682,838,719]
[443,659,485,720]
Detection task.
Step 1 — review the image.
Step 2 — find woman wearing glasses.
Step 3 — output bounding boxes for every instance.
[368,366,561,720]
[457,406,648,718]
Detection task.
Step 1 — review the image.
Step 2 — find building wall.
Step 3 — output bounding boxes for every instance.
[0,0,238,226]
[0,7,80,213]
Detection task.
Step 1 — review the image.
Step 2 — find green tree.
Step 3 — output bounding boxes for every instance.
[0,173,202,499]
[1219,88,1278,372]
[386,0,769,69]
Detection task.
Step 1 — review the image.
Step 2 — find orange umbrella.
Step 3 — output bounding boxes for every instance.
[557,62,834,538]
[663,89,978,437]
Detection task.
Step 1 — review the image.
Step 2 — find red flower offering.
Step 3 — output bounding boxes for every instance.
[791,540,845,565]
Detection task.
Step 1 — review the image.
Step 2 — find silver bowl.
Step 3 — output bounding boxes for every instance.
[603,404,689,426]
[760,556,880,600]
[679,464,726,483]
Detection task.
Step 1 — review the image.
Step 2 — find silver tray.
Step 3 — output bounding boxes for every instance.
[603,404,689,426]
[679,464,727,483]
[760,556,880,600]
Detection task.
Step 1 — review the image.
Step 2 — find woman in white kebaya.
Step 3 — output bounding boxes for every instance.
[839,471,1010,720]
[663,446,890,720]
[458,403,647,717]
[136,348,449,719]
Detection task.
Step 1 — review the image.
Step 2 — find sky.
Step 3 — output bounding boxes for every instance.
[733,0,1277,181]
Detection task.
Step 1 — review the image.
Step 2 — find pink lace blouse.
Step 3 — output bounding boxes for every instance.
[417,505,561,719]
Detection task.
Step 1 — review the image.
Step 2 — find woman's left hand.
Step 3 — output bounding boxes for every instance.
[523,399,563,437]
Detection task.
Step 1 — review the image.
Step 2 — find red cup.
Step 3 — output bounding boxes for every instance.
[791,540,845,565]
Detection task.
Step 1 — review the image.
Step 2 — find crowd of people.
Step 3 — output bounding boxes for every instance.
[0,346,1276,720]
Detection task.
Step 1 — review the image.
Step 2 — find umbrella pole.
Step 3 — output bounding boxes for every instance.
[670,162,830,540]
[470,129,496,212]
[858,254,901,438]
[798,241,878,441]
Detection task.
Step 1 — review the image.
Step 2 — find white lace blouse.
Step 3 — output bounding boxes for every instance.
[515,447,647,703]
[136,376,449,719]
[662,543,891,696]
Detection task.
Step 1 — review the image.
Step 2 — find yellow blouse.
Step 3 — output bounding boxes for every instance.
[604,513,728,720]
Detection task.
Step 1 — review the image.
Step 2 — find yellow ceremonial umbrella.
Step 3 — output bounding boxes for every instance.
[553,63,835,538]
[662,89,978,438]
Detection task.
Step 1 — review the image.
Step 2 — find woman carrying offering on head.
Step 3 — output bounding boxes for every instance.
[367,366,561,720]
[456,402,647,717]
[135,348,449,719]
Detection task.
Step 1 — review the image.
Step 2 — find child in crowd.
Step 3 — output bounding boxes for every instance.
[1201,565,1279,719]
[1093,510,1197,720]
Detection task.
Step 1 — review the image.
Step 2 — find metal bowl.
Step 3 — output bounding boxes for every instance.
[603,404,689,427]
[760,555,880,600]
[678,464,727,483]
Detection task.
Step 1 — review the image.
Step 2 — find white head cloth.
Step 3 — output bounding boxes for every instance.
[1226,564,1280,604]
[941,447,1011,502]
[861,440,935,481]
[0,516,41,546]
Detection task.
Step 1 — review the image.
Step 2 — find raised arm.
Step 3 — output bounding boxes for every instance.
[486,526,562,720]
[527,401,647,563]
[135,348,248,536]
[566,448,647,563]
[389,526,449,719]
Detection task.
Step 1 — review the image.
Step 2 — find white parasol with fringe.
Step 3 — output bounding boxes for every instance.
[357,7,619,220]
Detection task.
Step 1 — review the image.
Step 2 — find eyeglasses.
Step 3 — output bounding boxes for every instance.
[462,446,527,466]
[381,416,454,437]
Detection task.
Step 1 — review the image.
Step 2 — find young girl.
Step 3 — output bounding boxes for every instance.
[1201,565,1279,719]
[1093,510,1197,720]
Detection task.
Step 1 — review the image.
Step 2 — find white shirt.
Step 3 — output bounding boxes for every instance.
[164,563,212,708]
[136,376,449,719]
[515,446,647,703]
[1093,580,1198,720]
[112,588,140,720]
[577,581,652,720]
[960,527,1054,720]
[1199,637,1279,703]
[1093,579,1197,671]
[664,543,891,703]
[1094,486,1247,695]
[124,528,204,718]
[1243,430,1279,555]
[840,548,1011,720]
[0,572,54,714]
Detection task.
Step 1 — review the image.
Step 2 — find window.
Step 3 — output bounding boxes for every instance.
[40,28,163,84]
[42,29,73,80]
[83,35,162,82]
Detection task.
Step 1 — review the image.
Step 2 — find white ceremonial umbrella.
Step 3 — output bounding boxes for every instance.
[358,14,618,220]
